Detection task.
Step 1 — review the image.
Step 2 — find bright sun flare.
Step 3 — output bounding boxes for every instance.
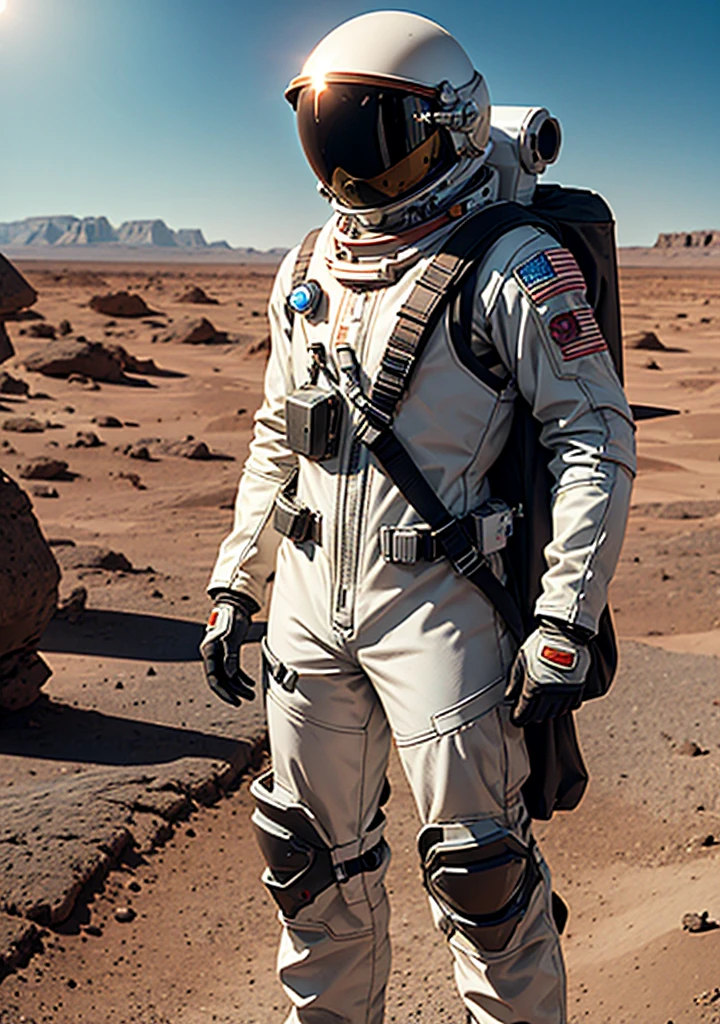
[0,1,7,14]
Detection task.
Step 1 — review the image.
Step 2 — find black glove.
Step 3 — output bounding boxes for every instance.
[505,620,591,727]
[199,591,260,707]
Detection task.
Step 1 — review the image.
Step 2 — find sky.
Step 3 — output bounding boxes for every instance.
[0,0,718,249]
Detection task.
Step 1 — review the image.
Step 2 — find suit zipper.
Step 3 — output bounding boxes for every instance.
[332,290,373,633]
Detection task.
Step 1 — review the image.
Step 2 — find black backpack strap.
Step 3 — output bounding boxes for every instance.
[369,203,555,421]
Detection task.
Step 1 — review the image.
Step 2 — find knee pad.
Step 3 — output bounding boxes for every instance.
[418,821,540,953]
[250,771,387,919]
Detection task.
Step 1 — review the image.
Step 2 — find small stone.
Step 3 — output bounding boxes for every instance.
[127,444,151,461]
[0,371,30,396]
[694,988,720,1006]
[28,322,57,339]
[81,924,102,937]
[3,416,45,433]
[92,414,122,428]
[59,319,73,336]
[117,471,146,490]
[127,880,141,893]
[146,666,157,676]
[186,828,196,838]
[115,680,124,690]
[71,430,104,448]
[678,740,708,757]
[151,589,163,599]
[20,457,69,480]
[682,910,713,933]
[55,586,88,620]
[31,484,59,499]
[114,906,136,923]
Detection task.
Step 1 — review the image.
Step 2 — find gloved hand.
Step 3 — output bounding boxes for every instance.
[505,620,591,726]
[199,591,260,707]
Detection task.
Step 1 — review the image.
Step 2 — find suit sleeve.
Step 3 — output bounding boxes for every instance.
[477,228,636,635]
[207,248,299,607]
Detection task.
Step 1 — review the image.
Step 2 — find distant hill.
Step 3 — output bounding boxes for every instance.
[0,215,286,263]
[654,229,720,250]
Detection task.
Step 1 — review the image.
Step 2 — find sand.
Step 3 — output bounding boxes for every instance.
[0,258,718,1023]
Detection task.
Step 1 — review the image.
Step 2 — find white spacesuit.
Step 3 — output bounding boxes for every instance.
[201,12,636,1024]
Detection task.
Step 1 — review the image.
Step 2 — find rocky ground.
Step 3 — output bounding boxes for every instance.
[0,259,718,1023]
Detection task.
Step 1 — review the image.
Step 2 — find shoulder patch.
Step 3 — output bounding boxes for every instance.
[514,248,586,304]
[548,309,608,361]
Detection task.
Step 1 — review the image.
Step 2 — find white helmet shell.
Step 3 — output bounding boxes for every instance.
[289,11,475,97]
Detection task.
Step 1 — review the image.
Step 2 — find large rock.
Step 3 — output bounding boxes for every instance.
[178,285,218,305]
[0,253,38,318]
[0,322,13,365]
[24,338,125,382]
[165,317,228,344]
[89,291,153,318]
[0,471,60,710]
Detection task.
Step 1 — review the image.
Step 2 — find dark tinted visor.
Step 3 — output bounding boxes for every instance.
[296,82,457,209]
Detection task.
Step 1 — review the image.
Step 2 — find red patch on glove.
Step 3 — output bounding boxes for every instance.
[208,610,218,627]
[540,645,575,669]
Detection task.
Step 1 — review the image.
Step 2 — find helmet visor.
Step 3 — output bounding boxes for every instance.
[296,81,456,209]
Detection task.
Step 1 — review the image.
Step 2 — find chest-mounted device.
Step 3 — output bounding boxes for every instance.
[287,280,323,319]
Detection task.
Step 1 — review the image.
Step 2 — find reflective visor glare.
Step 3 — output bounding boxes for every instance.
[296,83,455,209]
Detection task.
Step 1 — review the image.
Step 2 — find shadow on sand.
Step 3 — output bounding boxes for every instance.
[40,610,266,662]
[0,698,248,766]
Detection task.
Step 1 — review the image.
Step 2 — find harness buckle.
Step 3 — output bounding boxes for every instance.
[380,524,433,565]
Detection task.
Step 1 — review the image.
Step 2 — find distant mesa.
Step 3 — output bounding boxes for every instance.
[654,230,720,249]
[0,215,285,262]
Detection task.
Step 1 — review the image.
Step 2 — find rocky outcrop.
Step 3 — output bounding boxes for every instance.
[89,291,154,318]
[24,338,126,382]
[55,216,118,246]
[164,317,228,344]
[178,285,218,305]
[116,219,178,247]
[0,472,60,710]
[0,216,76,247]
[175,229,208,248]
[655,230,720,249]
[0,253,38,319]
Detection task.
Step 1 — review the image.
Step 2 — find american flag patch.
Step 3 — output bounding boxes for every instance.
[514,248,586,304]
[548,308,608,361]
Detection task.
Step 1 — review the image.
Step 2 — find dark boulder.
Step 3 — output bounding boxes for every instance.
[0,471,60,710]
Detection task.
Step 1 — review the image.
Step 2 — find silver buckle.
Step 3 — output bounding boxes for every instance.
[380,526,419,564]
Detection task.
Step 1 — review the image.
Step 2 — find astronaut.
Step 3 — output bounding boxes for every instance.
[200,12,635,1024]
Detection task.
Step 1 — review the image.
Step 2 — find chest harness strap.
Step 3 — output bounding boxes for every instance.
[339,203,559,645]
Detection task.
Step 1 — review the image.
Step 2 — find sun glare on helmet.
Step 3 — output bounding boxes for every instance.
[312,68,328,96]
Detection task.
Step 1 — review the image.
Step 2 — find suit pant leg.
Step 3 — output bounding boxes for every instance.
[262,615,392,1024]
[357,573,567,1024]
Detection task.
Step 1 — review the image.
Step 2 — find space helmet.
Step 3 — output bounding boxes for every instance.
[285,11,491,220]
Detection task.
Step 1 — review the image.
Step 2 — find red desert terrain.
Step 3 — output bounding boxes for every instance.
[0,255,718,1023]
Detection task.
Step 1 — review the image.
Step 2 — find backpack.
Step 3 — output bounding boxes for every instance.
[289,184,626,819]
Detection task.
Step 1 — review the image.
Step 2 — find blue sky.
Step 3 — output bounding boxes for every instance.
[0,0,718,248]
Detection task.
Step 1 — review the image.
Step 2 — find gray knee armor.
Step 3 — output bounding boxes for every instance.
[419,821,540,952]
[251,771,387,919]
